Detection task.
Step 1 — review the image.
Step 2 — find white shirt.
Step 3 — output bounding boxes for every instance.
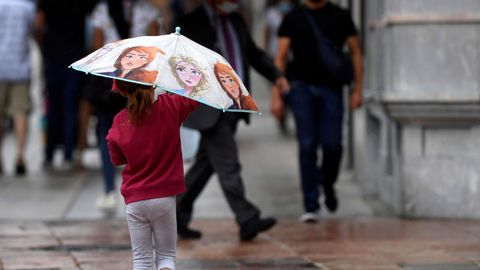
[0,0,35,81]
[265,7,283,58]
[90,0,159,44]
[204,4,245,81]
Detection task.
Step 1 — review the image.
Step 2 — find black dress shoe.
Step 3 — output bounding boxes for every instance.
[323,185,338,213]
[177,225,202,239]
[240,217,276,241]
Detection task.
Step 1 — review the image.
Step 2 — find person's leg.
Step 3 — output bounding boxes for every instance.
[316,85,344,213]
[44,63,62,164]
[149,197,177,270]
[126,200,154,270]
[98,111,115,193]
[0,83,8,174]
[95,111,117,210]
[286,81,322,213]
[202,114,261,226]
[61,69,81,163]
[176,136,215,229]
[77,99,93,166]
[9,83,31,174]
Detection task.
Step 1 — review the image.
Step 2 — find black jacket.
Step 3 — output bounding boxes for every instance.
[176,5,281,130]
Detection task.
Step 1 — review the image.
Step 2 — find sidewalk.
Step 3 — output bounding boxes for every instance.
[1,217,480,270]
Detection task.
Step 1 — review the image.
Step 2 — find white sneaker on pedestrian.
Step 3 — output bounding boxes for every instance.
[299,212,320,223]
[95,192,117,212]
[57,161,74,173]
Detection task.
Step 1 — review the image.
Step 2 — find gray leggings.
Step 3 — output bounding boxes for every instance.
[126,196,176,270]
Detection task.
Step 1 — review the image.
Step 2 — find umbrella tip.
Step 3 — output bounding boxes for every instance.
[175,26,181,35]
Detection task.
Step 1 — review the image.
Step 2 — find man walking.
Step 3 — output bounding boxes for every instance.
[272,0,363,222]
[0,0,36,175]
[175,0,289,241]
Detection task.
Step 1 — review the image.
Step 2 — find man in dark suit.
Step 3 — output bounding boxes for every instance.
[176,0,289,241]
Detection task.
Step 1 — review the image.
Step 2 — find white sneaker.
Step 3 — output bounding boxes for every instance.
[95,192,117,212]
[57,161,74,173]
[299,212,320,223]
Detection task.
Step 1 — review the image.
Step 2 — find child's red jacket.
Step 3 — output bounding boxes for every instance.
[107,94,198,204]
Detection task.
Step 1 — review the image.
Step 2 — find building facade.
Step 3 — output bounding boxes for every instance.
[352,0,480,218]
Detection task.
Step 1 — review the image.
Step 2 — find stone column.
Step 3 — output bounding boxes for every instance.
[355,0,480,218]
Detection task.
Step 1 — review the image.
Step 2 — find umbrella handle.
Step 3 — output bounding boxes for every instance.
[175,26,181,35]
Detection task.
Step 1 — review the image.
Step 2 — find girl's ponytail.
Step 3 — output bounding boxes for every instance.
[116,80,154,124]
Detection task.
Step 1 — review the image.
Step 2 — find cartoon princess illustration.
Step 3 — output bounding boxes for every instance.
[102,46,165,84]
[169,55,209,97]
[79,39,128,68]
[214,62,258,111]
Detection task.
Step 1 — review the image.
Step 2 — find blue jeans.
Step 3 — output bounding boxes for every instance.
[98,111,116,193]
[45,62,81,162]
[285,81,344,212]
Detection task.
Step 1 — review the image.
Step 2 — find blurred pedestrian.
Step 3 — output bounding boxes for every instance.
[107,80,197,270]
[272,0,363,222]
[35,0,97,172]
[85,0,160,211]
[175,0,289,241]
[264,0,297,59]
[263,0,298,135]
[0,0,36,175]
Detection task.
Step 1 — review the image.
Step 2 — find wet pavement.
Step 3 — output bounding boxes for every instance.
[1,218,480,269]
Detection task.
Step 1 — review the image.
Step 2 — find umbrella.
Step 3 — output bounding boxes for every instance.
[70,27,259,113]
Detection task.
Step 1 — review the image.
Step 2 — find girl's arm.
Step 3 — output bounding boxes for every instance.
[107,139,127,166]
[171,95,199,123]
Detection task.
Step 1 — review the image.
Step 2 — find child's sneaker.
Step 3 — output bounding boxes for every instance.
[299,211,320,223]
[95,192,117,212]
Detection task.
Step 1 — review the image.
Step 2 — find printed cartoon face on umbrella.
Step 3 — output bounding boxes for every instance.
[214,62,258,111]
[169,56,209,97]
[70,29,260,112]
[102,46,164,84]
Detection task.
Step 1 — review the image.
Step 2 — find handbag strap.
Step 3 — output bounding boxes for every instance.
[301,7,336,49]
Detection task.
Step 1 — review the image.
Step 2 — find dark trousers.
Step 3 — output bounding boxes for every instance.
[177,114,260,227]
[286,81,344,212]
[98,111,116,193]
[45,62,81,162]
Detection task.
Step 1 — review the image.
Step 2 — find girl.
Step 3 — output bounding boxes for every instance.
[107,80,197,270]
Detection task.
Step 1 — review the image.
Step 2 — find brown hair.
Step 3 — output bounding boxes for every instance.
[115,80,154,124]
[214,62,241,100]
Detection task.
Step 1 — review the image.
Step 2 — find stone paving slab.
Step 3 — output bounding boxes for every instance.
[0,251,78,270]
[402,265,480,270]
[1,218,480,269]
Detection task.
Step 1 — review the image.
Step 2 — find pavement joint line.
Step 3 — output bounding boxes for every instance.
[400,264,480,270]
[60,173,90,219]
[30,244,132,252]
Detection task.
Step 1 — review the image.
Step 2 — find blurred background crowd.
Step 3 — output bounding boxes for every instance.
[1,0,479,222]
